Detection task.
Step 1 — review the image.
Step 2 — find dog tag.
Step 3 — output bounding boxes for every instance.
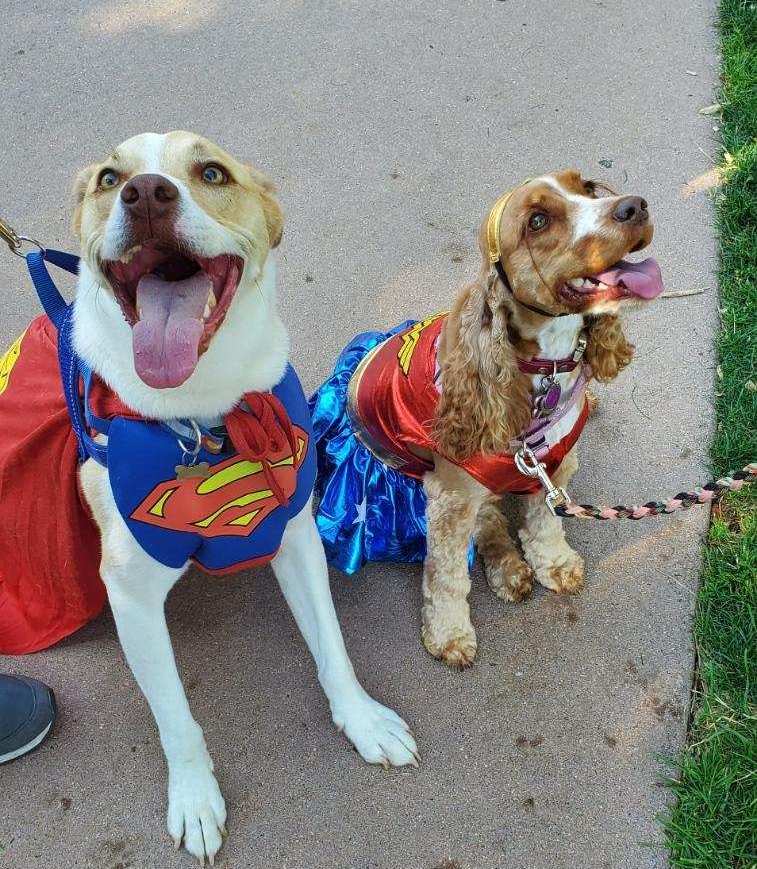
[175,461,211,480]
[534,380,561,418]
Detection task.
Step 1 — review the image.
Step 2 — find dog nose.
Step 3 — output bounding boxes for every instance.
[120,173,179,220]
[612,196,648,224]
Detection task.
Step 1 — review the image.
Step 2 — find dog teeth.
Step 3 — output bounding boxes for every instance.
[597,281,608,290]
[568,278,585,288]
[203,291,216,320]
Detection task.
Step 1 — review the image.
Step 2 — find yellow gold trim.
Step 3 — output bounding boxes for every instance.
[485,179,532,265]
[0,330,26,397]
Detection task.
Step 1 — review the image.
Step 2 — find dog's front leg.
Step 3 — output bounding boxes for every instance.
[421,463,485,669]
[518,447,584,594]
[272,498,418,768]
[81,463,225,864]
[475,496,534,602]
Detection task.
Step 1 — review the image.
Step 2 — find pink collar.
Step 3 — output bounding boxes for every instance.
[517,334,587,376]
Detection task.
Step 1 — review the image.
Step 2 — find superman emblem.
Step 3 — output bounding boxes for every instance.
[131,426,309,538]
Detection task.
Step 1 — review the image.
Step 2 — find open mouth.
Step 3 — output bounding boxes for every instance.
[559,257,664,306]
[102,241,243,388]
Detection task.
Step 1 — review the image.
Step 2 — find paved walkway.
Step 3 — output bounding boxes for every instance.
[0,2,717,867]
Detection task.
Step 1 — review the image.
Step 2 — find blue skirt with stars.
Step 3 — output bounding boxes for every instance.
[308,323,431,575]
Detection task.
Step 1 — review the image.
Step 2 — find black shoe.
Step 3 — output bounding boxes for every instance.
[0,675,56,764]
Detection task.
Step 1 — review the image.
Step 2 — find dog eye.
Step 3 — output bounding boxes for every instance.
[201,164,228,185]
[98,169,120,189]
[584,180,597,198]
[528,212,549,232]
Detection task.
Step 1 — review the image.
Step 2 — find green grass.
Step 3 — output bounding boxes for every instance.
[661,2,757,867]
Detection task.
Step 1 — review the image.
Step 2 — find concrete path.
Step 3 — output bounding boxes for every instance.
[0,2,718,867]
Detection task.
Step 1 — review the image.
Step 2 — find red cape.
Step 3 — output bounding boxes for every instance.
[0,316,113,654]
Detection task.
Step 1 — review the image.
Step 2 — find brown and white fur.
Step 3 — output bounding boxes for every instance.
[72,132,418,864]
[419,171,657,669]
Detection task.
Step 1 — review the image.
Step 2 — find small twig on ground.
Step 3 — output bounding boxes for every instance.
[630,384,652,421]
[661,288,709,298]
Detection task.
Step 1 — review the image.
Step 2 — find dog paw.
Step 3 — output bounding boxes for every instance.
[332,693,419,769]
[537,550,585,595]
[586,387,599,415]
[167,758,227,865]
[421,621,478,669]
[484,557,534,603]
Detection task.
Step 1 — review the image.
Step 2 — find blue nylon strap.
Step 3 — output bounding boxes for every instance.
[25,249,79,329]
[24,248,108,466]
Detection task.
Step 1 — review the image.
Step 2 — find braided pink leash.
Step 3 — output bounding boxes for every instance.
[554,462,757,520]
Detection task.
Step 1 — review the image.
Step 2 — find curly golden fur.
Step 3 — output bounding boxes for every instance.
[434,276,532,461]
[584,314,635,382]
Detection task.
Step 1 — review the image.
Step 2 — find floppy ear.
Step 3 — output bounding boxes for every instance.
[434,223,531,460]
[247,166,284,248]
[584,314,634,382]
[71,164,98,237]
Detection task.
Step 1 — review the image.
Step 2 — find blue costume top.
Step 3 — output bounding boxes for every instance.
[30,249,316,575]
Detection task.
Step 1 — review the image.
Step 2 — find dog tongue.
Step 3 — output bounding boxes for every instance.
[595,257,665,300]
[132,273,210,388]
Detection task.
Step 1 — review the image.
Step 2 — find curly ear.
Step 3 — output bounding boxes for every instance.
[584,314,634,382]
[71,164,98,238]
[434,274,531,461]
[247,166,283,248]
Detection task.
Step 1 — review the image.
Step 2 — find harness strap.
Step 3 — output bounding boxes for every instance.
[24,249,105,464]
[25,249,79,329]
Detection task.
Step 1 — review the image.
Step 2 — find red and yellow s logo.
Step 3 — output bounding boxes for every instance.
[0,331,26,397]
[131,426,308,538]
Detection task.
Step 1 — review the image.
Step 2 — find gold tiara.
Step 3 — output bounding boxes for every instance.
[485,179,532,264]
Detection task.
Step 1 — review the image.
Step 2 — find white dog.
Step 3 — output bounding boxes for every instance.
[65,131,417,863]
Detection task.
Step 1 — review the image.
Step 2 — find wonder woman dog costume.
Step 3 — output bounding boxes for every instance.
[310,188,590,575]
[0,251,315,654]
[310,315,589,575]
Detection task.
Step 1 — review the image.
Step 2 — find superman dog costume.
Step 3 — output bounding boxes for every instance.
[309,315,588,574]
[0,252,315,654]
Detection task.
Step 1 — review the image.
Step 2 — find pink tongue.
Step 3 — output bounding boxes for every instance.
[595,257,665,300]
[132,273,211,388]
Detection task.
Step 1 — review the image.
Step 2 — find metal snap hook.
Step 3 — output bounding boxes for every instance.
[0,216,46,258]
[176,419,203,464]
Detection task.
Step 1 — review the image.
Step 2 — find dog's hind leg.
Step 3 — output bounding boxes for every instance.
[518,448,585,594]
[272,497,419,768]
[80,460,226,866]
[475,497,533,603]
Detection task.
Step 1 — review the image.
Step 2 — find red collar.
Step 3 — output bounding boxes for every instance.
[516,334,587,376]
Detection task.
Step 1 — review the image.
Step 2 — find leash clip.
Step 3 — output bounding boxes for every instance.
[572,334,587,362]
[515,445,571,516]
[0,215,45,258]
[174,419,211,479]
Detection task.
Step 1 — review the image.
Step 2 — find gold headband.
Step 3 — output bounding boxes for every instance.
[485,179,532,264]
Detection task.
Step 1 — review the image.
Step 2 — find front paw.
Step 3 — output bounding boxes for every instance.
[332,694,419,769]
[421,613,477,669]
[484,556,534,603]
[167,755,227,865]
[537,549,585,594]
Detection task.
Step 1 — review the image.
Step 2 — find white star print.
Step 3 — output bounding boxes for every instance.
[353,496,367,525]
